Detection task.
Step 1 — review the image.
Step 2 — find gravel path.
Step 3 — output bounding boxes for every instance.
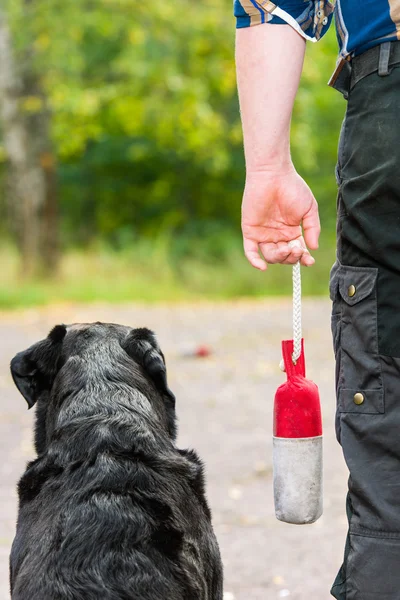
[0,300,348,600]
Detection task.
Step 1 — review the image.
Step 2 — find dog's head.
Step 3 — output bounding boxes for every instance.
[11,323,176,452]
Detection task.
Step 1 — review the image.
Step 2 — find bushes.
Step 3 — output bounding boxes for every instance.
[4,1,344,246]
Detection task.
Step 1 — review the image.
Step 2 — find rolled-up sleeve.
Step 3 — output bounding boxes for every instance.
[234,0,334,41]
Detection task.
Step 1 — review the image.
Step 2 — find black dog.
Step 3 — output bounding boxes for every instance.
[10,323,223,600]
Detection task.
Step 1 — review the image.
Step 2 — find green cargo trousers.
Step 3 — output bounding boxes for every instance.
[330,41,400,599]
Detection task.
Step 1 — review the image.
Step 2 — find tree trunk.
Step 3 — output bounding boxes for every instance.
[0,6,58,276]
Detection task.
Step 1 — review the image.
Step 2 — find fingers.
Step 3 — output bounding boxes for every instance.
[258,241,291,265]
[244,237,316,268]
[302,199,321,250]
[287,239,315,267]
[259,239,313,266]
[243,238,267,271]
[300,250,315,267]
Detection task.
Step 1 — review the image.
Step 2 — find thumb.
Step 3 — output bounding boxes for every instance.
[243,238,267,271]
[302,199,321,250]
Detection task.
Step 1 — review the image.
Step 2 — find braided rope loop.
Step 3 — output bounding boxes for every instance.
[292,261,302,363]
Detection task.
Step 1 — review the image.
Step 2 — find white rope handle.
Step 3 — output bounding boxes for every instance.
[279,250,302,372]
[292,261,302,363]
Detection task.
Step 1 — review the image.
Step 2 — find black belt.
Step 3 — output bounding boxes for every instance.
[331,41,400,98]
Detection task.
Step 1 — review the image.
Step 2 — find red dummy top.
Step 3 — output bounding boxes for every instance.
[273,339,322,438]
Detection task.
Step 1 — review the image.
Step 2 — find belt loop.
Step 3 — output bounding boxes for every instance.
[378,42,391,76]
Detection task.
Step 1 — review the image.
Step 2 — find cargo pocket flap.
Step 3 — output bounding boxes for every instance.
[339,388,384,414]
[338,265,378,306]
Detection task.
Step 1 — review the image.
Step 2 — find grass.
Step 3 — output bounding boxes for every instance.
[0,234,336,309]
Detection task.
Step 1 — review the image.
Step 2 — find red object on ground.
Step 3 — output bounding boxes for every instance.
[194,345,212,358]
[274,339,322,439]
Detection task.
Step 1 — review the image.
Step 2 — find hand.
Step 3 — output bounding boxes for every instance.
[241,165,320,271]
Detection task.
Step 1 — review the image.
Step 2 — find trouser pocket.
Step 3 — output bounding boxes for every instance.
[329,262,383,442]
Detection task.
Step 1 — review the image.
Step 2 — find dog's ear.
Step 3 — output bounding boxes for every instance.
[122,328,175,404]
[10,325,67,409]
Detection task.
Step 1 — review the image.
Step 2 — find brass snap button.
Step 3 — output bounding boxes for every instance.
[348,284,356,298]
[353,392,364,405]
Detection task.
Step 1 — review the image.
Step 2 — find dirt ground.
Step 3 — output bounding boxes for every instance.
[0,299,348,600]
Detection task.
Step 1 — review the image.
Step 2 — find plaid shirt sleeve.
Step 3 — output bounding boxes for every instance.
[234,0,334,42]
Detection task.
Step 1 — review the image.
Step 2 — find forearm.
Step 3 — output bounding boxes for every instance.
[235,24,306,171]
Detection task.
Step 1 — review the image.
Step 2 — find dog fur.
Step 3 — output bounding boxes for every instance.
[9,323,223,600]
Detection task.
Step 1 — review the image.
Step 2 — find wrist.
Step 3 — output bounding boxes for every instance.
[244,136,292,172]
[245,158,294,177]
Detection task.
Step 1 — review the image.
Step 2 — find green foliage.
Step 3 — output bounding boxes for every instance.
[1,1,345,304]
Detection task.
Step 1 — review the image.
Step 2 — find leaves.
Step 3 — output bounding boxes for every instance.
[3,0,343,250]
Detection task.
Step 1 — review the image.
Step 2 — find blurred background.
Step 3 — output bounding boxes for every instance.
[0,0,345,309]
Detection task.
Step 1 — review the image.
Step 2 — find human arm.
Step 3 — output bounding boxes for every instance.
[236,24,320,270]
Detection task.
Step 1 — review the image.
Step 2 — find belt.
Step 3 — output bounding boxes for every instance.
[330,41,400,98]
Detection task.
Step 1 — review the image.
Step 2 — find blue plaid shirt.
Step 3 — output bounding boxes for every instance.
[235,0,400,77]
